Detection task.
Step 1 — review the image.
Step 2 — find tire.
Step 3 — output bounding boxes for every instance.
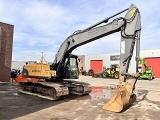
[88,69,94,76]
[102,72,107,78]
[113,71,119,79]
[148,74,152,80]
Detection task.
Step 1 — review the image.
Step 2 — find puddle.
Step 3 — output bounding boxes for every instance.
[13,93,19,96]
[67,85,117,101]
[90,86,116,101]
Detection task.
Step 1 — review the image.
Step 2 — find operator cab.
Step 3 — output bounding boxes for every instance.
[110,64,119,71]
[62,54,79,79]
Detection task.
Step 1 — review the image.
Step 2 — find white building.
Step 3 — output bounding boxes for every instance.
[11,61,26,70]
[84,49,160,78]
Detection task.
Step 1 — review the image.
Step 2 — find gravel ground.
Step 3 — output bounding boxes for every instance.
[0,76,160,120]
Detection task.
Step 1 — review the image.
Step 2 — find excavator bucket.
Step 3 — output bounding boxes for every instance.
[103,84,136,112]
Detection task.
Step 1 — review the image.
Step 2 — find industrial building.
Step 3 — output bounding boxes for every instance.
[78,49,160,78]
[0,22,14,82]
[11,49,160,78]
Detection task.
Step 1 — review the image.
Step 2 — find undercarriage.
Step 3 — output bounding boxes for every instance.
[19,80,92,100]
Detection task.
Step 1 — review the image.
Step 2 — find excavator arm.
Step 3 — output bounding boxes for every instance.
[52,4,141,82]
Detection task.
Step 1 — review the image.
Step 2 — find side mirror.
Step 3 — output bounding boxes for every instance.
[78,58,80,62]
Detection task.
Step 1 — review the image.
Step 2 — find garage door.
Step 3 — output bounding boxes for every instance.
[145,57,160,78]
[90,60,103,73]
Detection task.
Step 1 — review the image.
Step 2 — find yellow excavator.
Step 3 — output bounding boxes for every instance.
[16,4,141,112]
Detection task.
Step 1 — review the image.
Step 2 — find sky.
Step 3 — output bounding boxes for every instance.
[1,0,160,62]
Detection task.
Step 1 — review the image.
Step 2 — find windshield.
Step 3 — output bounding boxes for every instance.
[70,58,78,69]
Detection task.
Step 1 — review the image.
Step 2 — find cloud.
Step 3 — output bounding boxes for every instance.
[0,0,159,62]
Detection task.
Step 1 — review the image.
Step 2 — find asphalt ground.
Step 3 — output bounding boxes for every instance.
[0,76,160,120]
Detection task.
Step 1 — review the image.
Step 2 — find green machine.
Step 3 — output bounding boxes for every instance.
[138,58,155,80]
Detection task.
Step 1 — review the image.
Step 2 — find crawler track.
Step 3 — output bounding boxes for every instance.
[63,80,92,95]
[19,80,92,100]
[19,82,69,100]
